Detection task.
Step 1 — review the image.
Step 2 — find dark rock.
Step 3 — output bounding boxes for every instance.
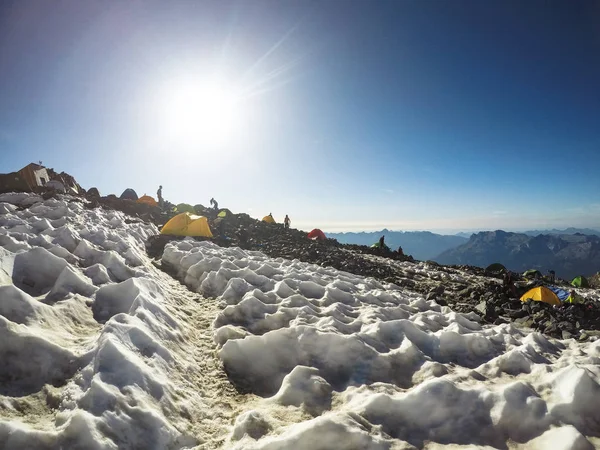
[475,301,487,316]
[561,330,573,340]
[509,309,529,320]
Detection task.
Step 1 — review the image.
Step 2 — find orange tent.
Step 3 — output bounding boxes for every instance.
[137,195,158,207]
[307,229,326,240]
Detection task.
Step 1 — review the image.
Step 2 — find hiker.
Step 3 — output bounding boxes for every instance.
[157,185,163,208]
[210,197,219,211]
[238,228,249,247]
[379,235,385,249]
[397,246,404,256]
[503,271,517,297]
[548,270,556,284]
[284,215,291,229]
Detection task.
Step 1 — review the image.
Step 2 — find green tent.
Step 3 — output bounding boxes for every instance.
[217,208,233,218]
[175,203,195,214]
[371,242,391,251]
[523,269,542,279]
[485,263,506,273]
[571,275,590,288]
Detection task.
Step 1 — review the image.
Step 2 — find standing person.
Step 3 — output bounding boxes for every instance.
[157,185,163,209]
[210,197,219,211]
[379,235,385,249]
[548,270,556,284]
[503,271,517,297]
[284,214,291,229]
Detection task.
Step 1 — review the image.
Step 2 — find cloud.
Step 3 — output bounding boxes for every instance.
[492,210,507,216]
[383,189,394,194]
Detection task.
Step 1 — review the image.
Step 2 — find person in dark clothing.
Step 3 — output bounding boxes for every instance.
[548,270,556,283]
[157,185,163,208]
[284,215,291,229]
[379,235,385,249]
[210,197,219,211]
[238,228,249,247]
[503,271,517,297]
[397,246,404,256]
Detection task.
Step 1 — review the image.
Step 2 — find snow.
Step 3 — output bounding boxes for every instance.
[1,192,600,449]
[163,239,600,449]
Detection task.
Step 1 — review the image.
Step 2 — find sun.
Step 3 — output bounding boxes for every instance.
[162,80,241,147]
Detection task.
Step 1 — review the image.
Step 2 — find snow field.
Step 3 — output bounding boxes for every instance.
[0,194,225,449]
[163,239,600,449]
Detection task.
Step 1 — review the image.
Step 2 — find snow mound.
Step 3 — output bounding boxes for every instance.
[12,247,69,295]
[270,365,333,415]
[164,239,600,448]
[0,194,210,449]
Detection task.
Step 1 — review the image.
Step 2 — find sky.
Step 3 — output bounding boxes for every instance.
[1,0,600,233]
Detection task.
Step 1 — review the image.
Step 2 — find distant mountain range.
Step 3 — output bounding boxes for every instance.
[522,227,600,237]
[436,230,600,279]
[455,228,600,239]
[327,229,468,261]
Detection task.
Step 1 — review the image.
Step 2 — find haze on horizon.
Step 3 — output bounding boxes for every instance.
[1,1,599,234]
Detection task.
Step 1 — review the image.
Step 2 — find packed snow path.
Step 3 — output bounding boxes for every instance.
[164,240,600,450]
[0,194,253,449]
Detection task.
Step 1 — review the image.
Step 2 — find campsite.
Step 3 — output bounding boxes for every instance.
[2,1,600,449]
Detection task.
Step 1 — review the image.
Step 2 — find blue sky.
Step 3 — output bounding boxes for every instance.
[1,0,599,233]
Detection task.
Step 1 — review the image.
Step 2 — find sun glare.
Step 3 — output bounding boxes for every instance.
[162,80,241,147]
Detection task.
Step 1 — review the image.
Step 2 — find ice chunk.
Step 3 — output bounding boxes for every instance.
[549,366,600,435]
[231,410,272,441]
[46,266,98,302]
[0,247,14,286]
[524,425,594,450]
[271,365,333,415]
[50,225,81,252]
[0,316,80,396]
[92,278,172,327]
[0,202,17,214]
[0,285,45,323]
[232,414,395,450]
[12,247,69,295]
[84,264,112,286]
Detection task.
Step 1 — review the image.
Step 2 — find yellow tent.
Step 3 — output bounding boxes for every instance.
[262,214,275,223]
[520,286,560,306]
[137,195,158,207]
[160,213,213,237]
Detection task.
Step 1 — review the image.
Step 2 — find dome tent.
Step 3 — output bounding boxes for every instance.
[176,203,195,214]
[160,213,213,237]
[262,214,275,223]
[523,269,542,279]
[520,286,560,306]
[485,263,506,273]
[571,276,589,288]
[137,195,158,207]
[307,229,326,240]
[120,188,138,201]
